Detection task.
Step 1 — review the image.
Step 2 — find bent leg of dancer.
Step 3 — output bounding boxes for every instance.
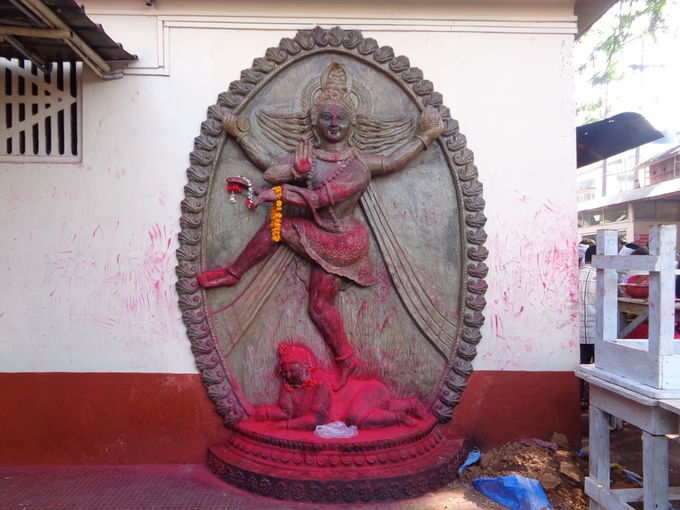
[197,222,277,288]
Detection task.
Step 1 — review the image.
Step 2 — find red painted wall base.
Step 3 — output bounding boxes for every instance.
[0,370,579,465]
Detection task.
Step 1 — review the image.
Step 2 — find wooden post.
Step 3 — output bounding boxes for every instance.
[642,432,669,510]
[589,405,610,510]
[647,225,676,363]
[596,230,619,347]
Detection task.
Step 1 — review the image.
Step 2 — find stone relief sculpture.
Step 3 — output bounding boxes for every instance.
[176,26,487,503]
[197,61,445,391]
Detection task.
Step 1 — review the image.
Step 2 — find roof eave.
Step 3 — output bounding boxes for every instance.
[574,0,619,39]
[0,0,136,79]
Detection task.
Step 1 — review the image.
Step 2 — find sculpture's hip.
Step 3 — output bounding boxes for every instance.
[284,216,376,287]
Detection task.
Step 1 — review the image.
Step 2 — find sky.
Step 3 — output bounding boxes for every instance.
[574,0,680,142]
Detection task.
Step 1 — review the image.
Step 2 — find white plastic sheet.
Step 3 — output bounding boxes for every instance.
[314,421,358,439]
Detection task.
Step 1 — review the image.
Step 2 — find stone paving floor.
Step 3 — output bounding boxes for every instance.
[0,464,502,510]
[7,419,675,509]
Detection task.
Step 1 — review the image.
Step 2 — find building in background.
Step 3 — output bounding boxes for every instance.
[647,144,680,185]
[577,139,680,244]
[1,0,616,465]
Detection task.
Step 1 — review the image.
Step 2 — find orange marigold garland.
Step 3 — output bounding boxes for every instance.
[270,185,283,242]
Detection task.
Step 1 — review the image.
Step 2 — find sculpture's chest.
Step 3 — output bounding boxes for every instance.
[309,157,369,193]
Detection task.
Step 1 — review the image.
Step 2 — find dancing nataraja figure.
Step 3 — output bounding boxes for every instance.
[198,62,445,389]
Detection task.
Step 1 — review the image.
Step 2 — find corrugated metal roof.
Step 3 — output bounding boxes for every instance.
[0,0,136,79]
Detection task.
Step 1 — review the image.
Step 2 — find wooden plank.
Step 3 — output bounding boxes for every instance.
[648,225,677,362]
[659,399,680,416]
[597,340,656,387]
[609,339,650,350]
[612,488,643,503]
[577,368,660,405]
[619,312,650,339]
[585,478,635,510]
[590,385,677,434]
[642,432,669,510]
[594,255,660,272]
[618,298,649,315]
[614,487,680,502]
[590,405,611,485]
[0,27,70,39]
[661,356,680,391]
[588,406,610,510]
[596,230,620,350]
[577,365,680,400]
[618,297,680,313]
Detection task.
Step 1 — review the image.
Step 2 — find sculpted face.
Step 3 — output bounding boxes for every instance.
[280,362,311,387]
[315,104,351,144]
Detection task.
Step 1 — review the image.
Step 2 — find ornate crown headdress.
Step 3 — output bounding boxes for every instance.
[256,60,415,153]
[311,62,356,119]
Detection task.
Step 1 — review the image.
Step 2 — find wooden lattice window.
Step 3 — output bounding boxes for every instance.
[1,58,81,163]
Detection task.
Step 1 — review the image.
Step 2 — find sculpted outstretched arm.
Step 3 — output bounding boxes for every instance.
[363,105,445,177]
[223,112,273,171]
[263,158,294,184]
[254,167,364,210]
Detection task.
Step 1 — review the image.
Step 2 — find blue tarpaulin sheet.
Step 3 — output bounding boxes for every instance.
[458,447,481,473]
[472,474,553,510]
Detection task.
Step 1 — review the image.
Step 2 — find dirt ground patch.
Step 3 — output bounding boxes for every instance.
[458,425,679,510]
[459,435,588,510]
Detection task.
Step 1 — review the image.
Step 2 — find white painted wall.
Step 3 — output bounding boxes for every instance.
[0,1,578,373]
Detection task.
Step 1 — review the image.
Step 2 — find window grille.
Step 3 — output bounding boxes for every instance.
[1,58,81,163]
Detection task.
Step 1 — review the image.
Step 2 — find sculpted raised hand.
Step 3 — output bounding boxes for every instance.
[223,112,251,140]
[416,105,445,145]
[294,139,313,177]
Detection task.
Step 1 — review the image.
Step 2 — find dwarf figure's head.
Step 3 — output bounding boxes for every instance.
[277,342,319,390]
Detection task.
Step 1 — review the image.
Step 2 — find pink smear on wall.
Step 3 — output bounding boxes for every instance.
[483,194,578,369]
[105,224,176,315]
[45,222,180,347]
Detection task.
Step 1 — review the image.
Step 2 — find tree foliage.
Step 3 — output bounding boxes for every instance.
[577,0,668,122]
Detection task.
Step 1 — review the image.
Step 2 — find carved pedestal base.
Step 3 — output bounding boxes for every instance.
[207,417,469,503]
